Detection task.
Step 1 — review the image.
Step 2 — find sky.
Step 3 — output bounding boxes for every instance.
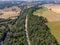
[0,0,59,2]
[0,0,46,1]
[0,0,30,1]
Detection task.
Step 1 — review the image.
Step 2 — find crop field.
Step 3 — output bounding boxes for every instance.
[0,6,20,19]
[33,6,60,22]
[47,22,60,44]
[44,4,60,14]
[33,4,60,44]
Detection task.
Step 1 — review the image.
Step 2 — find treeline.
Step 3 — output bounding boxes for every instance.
[27,6,59,45]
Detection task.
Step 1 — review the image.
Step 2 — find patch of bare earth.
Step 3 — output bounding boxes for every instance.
[0,6,20,19]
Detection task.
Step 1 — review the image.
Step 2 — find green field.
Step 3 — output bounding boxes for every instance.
[33,7,47,14]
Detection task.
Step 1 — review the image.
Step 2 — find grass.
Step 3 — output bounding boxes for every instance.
[44,4,60,14]
[33,7,47,14]
[47,22,60,44]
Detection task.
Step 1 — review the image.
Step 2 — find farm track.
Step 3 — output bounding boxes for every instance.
[25,15,31,45]
[19,7,31,45]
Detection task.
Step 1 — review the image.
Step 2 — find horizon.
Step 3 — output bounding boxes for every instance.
[0,0,60,3]
[0,0,58,1]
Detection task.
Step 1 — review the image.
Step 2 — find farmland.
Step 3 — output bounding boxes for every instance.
[0,6,20,19]
[0,1,60,45]
[44,4,60,14]
[47,22,60,44]
[33,4,60,44]
[33,6,60,22]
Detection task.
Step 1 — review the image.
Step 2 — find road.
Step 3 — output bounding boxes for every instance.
[25,15,31,45]
[21,6,31,45]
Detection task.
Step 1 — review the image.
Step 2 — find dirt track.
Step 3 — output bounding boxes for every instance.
[25,15,31,45]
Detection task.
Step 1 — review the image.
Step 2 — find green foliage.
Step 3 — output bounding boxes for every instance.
[0,7,28,45]
[28,14,59,45]
[34,7,47,14]
[0,5,59,45]
[27,6,59,45]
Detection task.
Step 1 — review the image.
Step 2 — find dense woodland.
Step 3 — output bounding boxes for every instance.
[27,6,59,45]
[0,5,59,45]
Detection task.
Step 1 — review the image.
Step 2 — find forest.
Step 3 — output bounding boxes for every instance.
[0,5,59,45]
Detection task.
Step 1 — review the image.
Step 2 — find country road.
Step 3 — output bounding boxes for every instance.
[25,15,31,45]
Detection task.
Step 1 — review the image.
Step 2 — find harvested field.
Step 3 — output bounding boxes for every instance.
[33,7,60,22]
[0,6,20,19]
[44,4,60,14]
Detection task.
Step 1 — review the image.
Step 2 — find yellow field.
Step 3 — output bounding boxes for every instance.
[47,22,60,44]
[0,6,20,19]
